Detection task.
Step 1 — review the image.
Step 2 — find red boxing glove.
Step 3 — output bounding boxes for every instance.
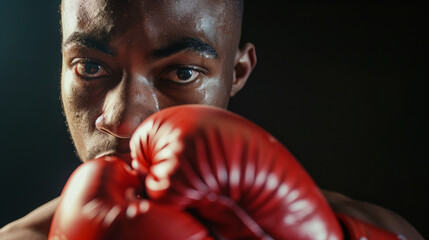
[130,104,343,240]
[48,157,212,240]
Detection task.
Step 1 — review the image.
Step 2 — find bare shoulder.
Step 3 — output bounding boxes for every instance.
[0,197,59,240]
[322,190,424,240]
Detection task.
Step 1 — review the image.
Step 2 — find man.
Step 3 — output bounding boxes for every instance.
[0,0,423,239]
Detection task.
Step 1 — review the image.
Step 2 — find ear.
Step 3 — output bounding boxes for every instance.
[230,42,257,97]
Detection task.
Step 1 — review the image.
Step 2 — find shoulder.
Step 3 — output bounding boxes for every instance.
[0,197,59,240]
[322,190,424,240]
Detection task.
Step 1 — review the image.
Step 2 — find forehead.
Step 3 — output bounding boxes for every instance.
[61,0,233,47]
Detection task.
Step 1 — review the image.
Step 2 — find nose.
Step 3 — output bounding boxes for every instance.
[95,76,159,139]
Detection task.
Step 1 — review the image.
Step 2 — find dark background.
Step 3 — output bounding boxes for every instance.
[0,2,427,238]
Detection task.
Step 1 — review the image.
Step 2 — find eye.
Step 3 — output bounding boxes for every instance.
[73,60,109,80]
[161,67,203,84]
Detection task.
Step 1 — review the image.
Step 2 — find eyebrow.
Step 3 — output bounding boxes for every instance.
[151,38,219,60]
[62,34,218,59]
[62,32,116,55]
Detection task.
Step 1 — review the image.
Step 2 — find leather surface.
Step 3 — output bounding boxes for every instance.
[131,104,343,240]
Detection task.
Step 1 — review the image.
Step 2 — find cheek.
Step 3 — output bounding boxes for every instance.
[200,77,230,107]
[61,70,101,157]
[62,67,106,120]
[155,76,231,109]
[201,61,235,108]
[62,70,90,121]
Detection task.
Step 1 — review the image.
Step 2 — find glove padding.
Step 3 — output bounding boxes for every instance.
[48,156,212,240]
[50,104,406,240]
[130,104,343,240]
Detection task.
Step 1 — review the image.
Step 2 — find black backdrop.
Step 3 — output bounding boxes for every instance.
[0,2,427,238]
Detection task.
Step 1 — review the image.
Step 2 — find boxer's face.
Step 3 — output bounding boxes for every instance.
[60,0,256,162]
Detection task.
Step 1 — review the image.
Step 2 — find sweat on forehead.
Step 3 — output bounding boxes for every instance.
[60,0,114,37]
[60,0,244,39]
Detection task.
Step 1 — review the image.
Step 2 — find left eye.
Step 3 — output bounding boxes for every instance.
[162,67,202,84]
[74,61,109,80]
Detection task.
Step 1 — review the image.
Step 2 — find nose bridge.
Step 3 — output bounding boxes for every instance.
[97,74,158,138]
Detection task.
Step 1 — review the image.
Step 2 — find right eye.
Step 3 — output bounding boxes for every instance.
[73,60,110,80]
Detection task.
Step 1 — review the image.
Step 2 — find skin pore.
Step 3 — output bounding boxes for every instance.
[0,1,423,239]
